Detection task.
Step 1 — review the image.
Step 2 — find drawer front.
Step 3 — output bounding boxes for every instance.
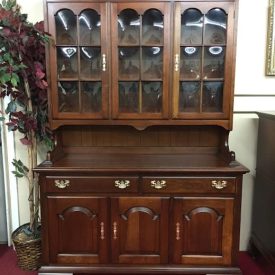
[142,177,236,194]
[45,176,139,193]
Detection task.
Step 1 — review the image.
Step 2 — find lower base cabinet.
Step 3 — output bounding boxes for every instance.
[39,175,243,275]
[172,197,234,265]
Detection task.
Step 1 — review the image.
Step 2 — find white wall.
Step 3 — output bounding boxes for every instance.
[231,0,275,250]
[14,0,275,250]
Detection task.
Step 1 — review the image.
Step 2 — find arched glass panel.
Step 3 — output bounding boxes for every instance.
[118,9,140,45]
[142,9,163,45]
[79,9,101,45]
[55,9,77,45]
[204,8,227,45]
[181,9,203,45]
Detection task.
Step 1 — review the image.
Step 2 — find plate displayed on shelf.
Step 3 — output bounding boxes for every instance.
[207,46,223,56]
[58,47,77,58]
[182,46,199,57]
[143,46,162,57]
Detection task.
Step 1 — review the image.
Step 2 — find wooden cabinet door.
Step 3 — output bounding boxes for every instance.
[111,2,171,119]
[172,197,234,265]
[111,197,169,264]
[173,2,235,120]
[47,196,108,264]
[47,3,109,119]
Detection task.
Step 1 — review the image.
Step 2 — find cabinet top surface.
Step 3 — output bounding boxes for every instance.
[257,111,275,120]
[35,152,248,174]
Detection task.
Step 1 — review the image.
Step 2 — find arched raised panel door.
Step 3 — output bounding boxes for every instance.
[47,3,108,120]
[111,197,169,264]
[173,2,235,120]
[172,197,234,265]
[47,197,108,264]
[111,3,171,120]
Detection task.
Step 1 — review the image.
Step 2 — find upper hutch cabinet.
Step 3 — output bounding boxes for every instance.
[111,3,170,119]
[47,3,109,119]
[46,1,236,129]
[173,2,235,120]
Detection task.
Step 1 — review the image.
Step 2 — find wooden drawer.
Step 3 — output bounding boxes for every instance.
[45,176,139,193]
[142,177,236,194]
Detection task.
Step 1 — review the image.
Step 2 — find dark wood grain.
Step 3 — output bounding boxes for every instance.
[39,0,247,274]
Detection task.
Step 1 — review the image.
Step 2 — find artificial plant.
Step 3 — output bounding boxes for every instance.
[0,0,52,237]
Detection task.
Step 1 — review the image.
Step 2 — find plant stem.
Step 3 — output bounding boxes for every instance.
[24,76,38,233]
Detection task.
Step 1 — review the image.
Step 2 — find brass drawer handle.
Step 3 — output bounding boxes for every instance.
[114,180,130,189]
[54,179,70,189]
[212,180,227,190]
[151,180,167,189]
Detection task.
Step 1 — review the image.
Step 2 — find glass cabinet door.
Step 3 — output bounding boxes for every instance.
[111,3,170,119]
[173,2,234,119]
[48,3,108,119]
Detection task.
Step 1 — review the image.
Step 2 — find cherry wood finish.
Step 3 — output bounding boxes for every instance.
[39,0,248,274]
[111,197,169,264]
[47,196,108,264]
[44,0,238,130]
[172,197,234,265]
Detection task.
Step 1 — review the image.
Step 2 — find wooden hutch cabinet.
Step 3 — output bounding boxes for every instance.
[36,0,248,274]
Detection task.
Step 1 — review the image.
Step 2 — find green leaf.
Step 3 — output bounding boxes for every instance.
[12,159,28,175]
[0,117,5,121]
[10,75,18,87]
[17,166,25,174]
[44,136,54,150]
[3,52,11,62]
[17,159,24,167]
[12,171,24,178]
[23,165,29,172]
[0,73,11,85]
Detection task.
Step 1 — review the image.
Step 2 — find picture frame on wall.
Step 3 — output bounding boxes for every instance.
[266,0,275,75]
